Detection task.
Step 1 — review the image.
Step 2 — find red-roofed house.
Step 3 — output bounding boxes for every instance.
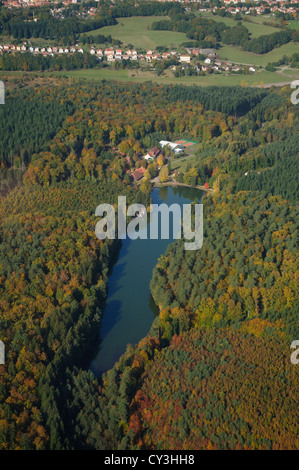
[131,167,146,182]
[144,146,160,160]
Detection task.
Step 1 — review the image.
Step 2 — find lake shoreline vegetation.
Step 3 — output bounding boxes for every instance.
[0,0,298,453]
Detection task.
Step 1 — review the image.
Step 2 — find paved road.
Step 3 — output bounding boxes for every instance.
[255,81,293,88]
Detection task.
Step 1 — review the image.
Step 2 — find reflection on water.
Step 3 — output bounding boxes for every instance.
[90,186,201,376]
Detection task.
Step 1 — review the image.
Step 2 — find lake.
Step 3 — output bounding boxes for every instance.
[90,185,202,376]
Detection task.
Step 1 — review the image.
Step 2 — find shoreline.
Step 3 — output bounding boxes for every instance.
[150,178,214,193]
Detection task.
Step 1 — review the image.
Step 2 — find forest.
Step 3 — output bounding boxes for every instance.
[177,87,299,203]
[0,51,99,72]
[0,78,298,450]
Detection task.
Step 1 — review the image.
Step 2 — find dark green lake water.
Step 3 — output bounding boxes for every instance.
[90,186,202,376]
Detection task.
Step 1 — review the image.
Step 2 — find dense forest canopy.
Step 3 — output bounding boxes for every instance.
[0,80,266,178]
[179,86,299,202]
[0,78,298,450]
[0,51,99,72]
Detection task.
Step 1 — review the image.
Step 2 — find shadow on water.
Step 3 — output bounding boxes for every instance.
[89,186,203,377]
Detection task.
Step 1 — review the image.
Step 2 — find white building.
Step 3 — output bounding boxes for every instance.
[159,141,184,152]
[180,55,191,63]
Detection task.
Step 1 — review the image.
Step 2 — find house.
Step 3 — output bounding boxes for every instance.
[222,63,231,72]
[199,48,216,57]
[131,167,146,182]
[104,47,114,55]
[144,146,160,160]
[204,58,212,64]
[148,146,160,159]
[249,66,256,73]
[180,55,191,63]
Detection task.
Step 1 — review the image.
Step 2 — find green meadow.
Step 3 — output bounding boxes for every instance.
[287,20,299,30]
[86,16,187,50]
[218,43,299,66]
[85,15,298,68]
[60,66,298,87]
[198,12,281,38]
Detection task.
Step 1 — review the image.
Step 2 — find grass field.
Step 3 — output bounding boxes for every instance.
[60,66,299,87]
[218,42,299,66]
[86,15,298,68]
[86,16,187,50]
[198,12,281,38]
[287,20,299,30]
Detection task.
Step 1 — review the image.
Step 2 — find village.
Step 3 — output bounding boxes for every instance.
[1,0,297,76]
[0,42,257,74]
[2,0,298,18]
